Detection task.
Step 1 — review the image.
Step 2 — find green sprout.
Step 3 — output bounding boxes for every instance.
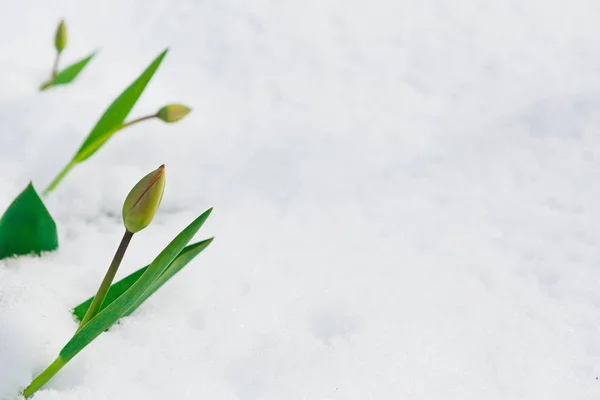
[21,166,214,398]
[40,19,96,91]
[77,164,165,329]
[42,49,192,195]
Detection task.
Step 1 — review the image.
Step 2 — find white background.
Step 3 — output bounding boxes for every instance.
[1,0,600,399]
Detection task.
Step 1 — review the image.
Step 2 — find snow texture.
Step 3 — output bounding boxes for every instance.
[1,0,600,399]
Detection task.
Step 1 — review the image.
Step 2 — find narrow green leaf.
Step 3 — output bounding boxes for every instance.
[21,356,66,398]
[72,264,147,322]
[73,49,168,163]
[52,52,96,85]
[125,238,213,317]
[72,238,213,321]
[0,183,58,260]
[60,208,212,362]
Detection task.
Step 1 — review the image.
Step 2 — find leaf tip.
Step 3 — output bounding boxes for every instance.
[156,48,169,62]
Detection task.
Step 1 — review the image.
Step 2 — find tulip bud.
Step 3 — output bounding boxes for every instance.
[122,165,166,233]
[157,104,191,123]
[55,20,67,53]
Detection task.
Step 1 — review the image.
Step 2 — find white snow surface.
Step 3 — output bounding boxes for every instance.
[1,0,600,399]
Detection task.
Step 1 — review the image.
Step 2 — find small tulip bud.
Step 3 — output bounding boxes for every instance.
[55,20,67,53]
[157,104,191,123]
[122,165,166,233]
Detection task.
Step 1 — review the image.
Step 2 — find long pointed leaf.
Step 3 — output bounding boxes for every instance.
[73,49,168,163]
[125,238,213,316]
[72,238,213,321]
[59,208,212,362]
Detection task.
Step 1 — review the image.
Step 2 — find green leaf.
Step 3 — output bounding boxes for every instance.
[72,238,213,321]
[0,183,58,260]
[126,238,213,316]
[60,208,212,362]
[52,52,96,85]
[72,264,147,322]
[73,49,168,163]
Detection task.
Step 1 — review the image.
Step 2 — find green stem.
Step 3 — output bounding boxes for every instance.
[119,113,158,130]
[21,357,66,398]
[42,160,75,196]
[52,51,61,78]
[77,230,134,331]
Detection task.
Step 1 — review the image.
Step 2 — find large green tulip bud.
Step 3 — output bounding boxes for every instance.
[122,164,166,233]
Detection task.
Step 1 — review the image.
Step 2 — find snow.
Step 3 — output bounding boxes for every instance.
[1,0,600,398]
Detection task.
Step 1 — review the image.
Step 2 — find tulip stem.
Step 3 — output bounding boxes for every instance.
[42,160,75,195]
[77,230,134,331]
[120,113,158,130]
[39,52,62,91]
[52,51,61,78]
